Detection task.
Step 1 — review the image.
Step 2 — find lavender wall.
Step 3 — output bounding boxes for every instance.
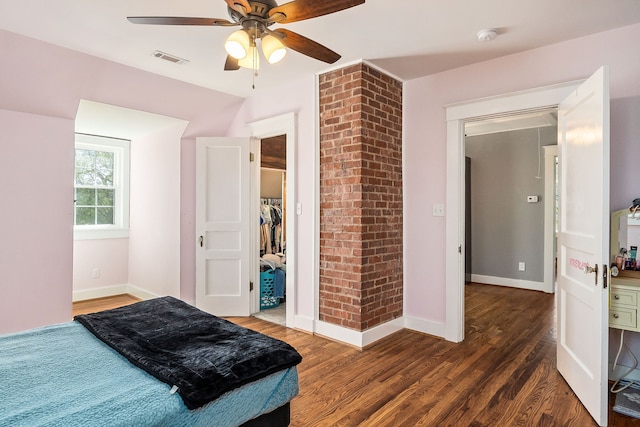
[0,29,244,333]
[226,75,317,323]
[1,23,639,339]
[610,96,640,212]
[0,109,74,333]
[129,124,186,298]
[404,23,640,326]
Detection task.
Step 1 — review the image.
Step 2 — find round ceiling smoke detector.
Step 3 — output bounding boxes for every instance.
[477,29,498,42]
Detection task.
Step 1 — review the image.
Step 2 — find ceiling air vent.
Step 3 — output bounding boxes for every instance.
[152,50,189,65]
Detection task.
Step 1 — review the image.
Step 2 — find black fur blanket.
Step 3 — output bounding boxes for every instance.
[75,296,302,409]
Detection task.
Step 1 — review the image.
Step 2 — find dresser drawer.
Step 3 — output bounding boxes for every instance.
[611,288,638,307]
[610,307,637,330]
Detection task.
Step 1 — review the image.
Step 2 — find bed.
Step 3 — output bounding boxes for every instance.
[0,296,302,427]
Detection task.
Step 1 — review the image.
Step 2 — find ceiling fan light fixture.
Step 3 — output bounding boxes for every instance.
[238,45,259,70]
[261,34,287,64]
[225,29,250,59]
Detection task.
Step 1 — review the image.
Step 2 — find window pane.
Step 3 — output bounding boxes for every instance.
[76,207,95,225]
[97,189,114,206]
[75,149,94,168]
[74,134,130,234]
[95,168,114,186]
[97,207,114,225]
[96,151,114,170]
[75,168,95,185]
[95,151,114,186]
[76,188,95,205]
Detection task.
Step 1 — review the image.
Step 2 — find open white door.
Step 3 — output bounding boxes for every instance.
[196,137,251,316]
[556,66,610,426]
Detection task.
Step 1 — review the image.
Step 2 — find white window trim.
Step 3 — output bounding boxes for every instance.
[74,134,130,240]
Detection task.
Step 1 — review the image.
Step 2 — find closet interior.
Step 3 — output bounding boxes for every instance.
[256,135,287,325]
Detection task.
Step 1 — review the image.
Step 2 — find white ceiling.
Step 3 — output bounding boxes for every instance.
[1,0,640,99]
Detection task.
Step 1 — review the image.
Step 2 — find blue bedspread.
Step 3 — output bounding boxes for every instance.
[0,322,298,427]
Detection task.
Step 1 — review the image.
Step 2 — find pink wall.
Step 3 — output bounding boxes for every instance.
[129,124,186,297]
[610,96,640,211]
[2,22,640,336]
[226,75,317,321]
[0,29,245,333]
[403,23,640,325]
[608,95,640,369]
[0,109,74,333]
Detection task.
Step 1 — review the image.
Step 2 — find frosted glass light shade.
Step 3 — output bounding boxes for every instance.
[238,45,259,70]
[261,34,286,64]
[225,30,249,59]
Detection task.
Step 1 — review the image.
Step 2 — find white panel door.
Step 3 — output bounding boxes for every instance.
[556,67,609,426]
[196,137,251,316]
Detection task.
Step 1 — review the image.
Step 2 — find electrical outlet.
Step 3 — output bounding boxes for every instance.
[92,268,101,278]
[518,262,525,271]
[432,204,445,217]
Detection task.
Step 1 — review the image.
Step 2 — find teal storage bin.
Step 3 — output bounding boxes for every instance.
[260,270,280,309]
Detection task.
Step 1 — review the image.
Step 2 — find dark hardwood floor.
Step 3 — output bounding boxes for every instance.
[73,285,640,426]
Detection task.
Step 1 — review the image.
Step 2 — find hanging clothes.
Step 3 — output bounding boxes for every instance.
[260,199,283,255]
[260,203,272,255]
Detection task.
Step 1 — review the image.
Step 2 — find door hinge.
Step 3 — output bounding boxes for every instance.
[250,152,255,162]
[458,245,462,254]
[603,264,608,289]
[250,281,254,292]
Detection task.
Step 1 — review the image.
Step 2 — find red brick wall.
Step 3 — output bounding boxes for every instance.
[318,63,403,331]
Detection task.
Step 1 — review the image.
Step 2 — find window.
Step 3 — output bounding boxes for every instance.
[74,134,130,239]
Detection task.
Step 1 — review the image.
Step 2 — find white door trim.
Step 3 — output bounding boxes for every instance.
[543,145,558,294]
[445,81,581,342]
[247,113,297,328]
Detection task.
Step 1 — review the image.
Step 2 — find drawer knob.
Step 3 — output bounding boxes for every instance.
[615,295,620,300]
[613,313,620,319]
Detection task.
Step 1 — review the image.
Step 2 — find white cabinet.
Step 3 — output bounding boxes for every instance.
[610,276,640,331]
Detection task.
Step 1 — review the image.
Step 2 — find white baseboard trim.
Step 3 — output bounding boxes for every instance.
[126,285,160,301]
[73,284,159,302]
[72,285,128,302]
[293,315,314,333]
[315,317,405,348]
[471,274,546,292]
[404,316,446,338]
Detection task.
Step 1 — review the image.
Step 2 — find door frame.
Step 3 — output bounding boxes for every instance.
[543,145,558,294]
[247,112,296,328]
[444,81,582,342]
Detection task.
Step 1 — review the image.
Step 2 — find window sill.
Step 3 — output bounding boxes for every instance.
[74,228,130,241]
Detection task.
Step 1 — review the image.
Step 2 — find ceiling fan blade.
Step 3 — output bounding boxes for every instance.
[225,0,252,16]
[274,29,341,64]
[224,55,241,71]
[127,16,236,26]
[269,0,364,23]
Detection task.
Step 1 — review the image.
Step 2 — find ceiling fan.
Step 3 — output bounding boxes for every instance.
[128,0,365,71]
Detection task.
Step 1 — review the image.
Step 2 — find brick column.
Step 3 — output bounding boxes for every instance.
[318,63,403,331]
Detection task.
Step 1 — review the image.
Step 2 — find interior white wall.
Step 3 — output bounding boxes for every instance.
[73,238,129,298]
[128,123,187,298]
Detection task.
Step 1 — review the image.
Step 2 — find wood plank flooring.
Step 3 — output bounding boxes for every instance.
[73,285,640,426]
[72,294,141,316]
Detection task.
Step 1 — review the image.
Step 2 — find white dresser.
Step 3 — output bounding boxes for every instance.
[610,274,640,332]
